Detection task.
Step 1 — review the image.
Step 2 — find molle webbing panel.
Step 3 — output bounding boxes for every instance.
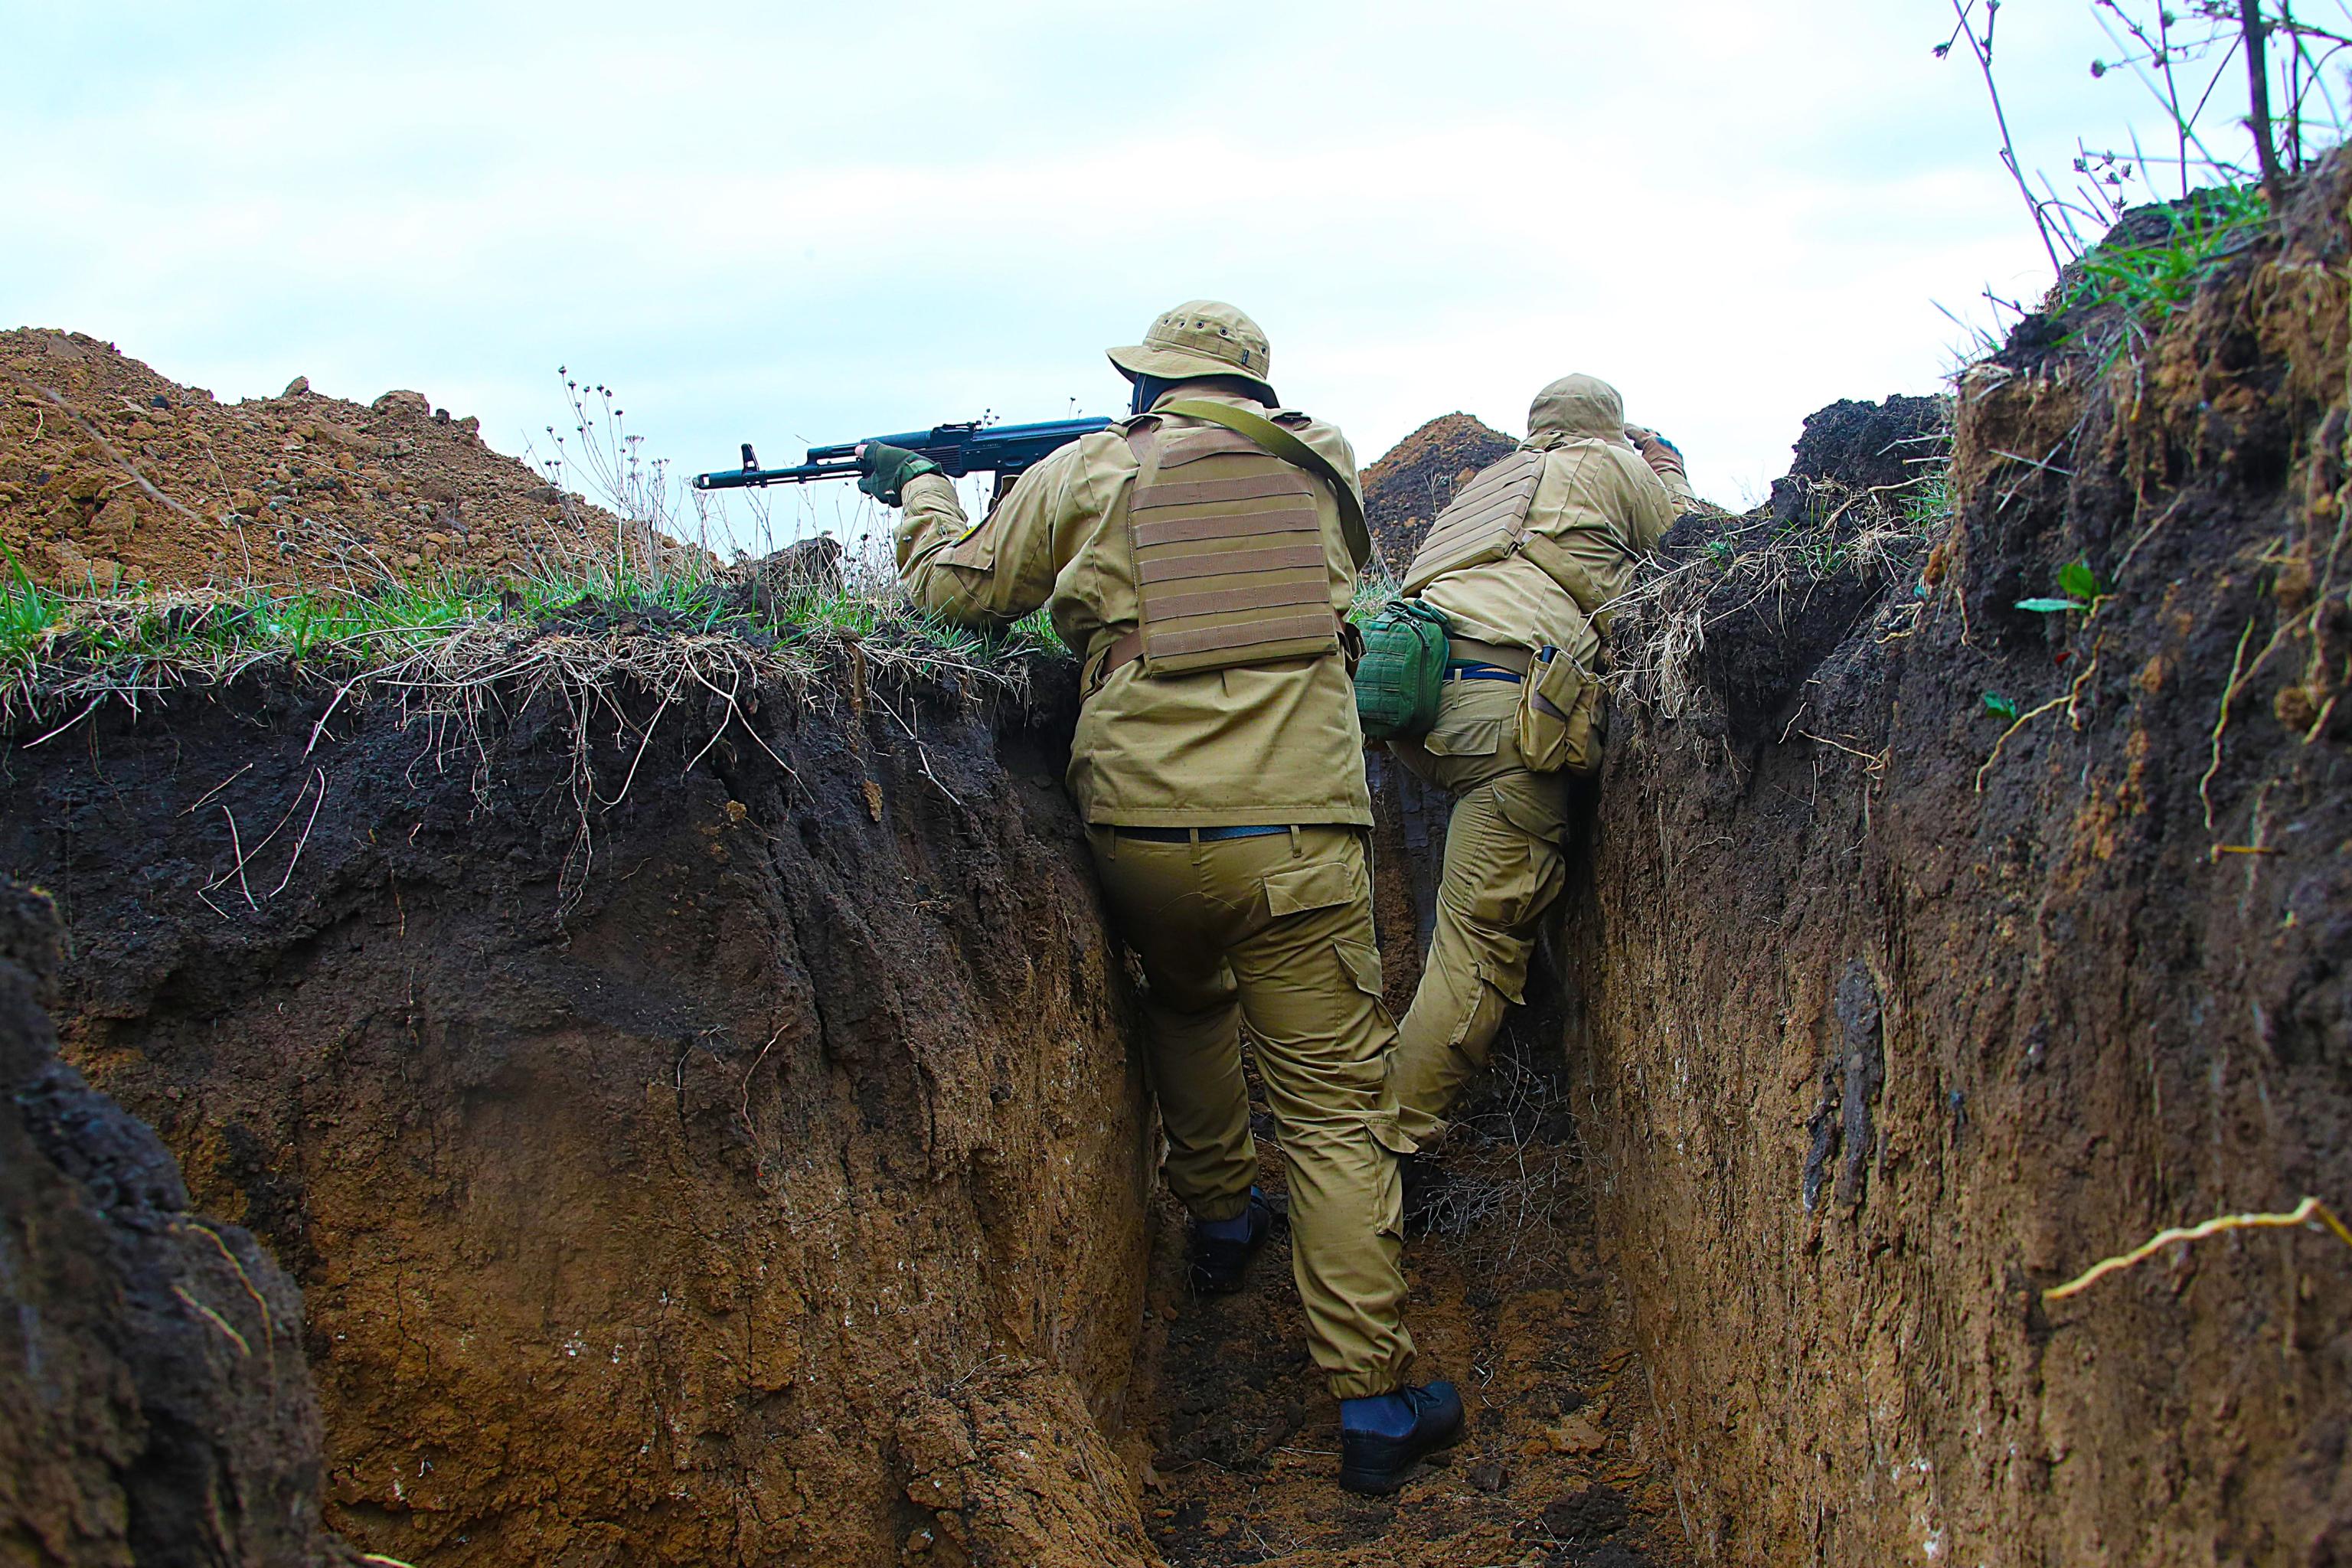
[1400,447,1544,596]
[1128,427,1340,676]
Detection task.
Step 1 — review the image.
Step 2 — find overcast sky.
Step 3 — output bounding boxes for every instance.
[2,2,2282,546]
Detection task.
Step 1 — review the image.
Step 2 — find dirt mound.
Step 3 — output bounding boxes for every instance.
[0,328,632,590]
[1360,413,1518,573]
[1651,397,1949,739]
[1776,394,1949,492]
[1566,152,2352,1563]
[2,656,1156,1566]
[0,878,353,1566]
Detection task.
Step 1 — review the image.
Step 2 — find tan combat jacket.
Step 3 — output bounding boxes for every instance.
[1417,377,1683,666]
[895,385,1374,828]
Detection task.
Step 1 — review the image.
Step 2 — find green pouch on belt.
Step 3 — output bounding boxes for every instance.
[1353,598,1452,742]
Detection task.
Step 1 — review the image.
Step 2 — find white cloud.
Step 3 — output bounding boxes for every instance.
[0,0,2269,544]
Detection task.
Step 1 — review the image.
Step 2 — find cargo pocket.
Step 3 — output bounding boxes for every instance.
[1334,935,1385,998]
[1265,858,1359,919]
[1422,698,1507,760]
[1491,773,1572,849]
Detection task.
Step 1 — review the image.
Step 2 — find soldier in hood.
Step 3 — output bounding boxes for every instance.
[1384,374,1694,1181]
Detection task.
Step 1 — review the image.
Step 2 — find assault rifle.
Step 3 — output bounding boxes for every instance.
[692,416,1112,492]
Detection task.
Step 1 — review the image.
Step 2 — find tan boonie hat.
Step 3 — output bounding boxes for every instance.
[1107,299,1273,385]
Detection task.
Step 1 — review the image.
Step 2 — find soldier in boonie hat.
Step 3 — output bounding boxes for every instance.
[1106,299,1276,411]
[871,297,1465,1494]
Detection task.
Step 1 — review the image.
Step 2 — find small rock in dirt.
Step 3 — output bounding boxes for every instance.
[371,388,432,417]
[1547,1414,1606,1454]
[1469,1459,1508,1492]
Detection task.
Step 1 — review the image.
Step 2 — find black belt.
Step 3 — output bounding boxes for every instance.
[1112,824,1294,843]
[1444,662,1523,684]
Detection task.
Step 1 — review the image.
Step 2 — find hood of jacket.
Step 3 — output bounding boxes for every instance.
[1524,374,1625,450]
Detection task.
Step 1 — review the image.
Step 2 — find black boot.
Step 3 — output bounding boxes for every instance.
[1188,1187,1273,1294]
[1338,1380,1465,1494]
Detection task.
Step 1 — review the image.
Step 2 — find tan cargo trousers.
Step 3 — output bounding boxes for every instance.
[1388,678,1571,1146]
[1087,825,1416,1400]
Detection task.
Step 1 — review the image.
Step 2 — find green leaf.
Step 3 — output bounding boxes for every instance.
[2057,560,2102,602]
[2014,597,2089,613]
[1984,691,2020,721]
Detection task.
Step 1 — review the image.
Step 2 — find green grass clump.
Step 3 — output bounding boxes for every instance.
[2063,183,2268,322]
[0,572,61,655]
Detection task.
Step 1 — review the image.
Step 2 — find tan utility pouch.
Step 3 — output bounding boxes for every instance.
[1516,644,1605,776]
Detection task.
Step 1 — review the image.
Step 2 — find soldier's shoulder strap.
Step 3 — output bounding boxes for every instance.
[1157,399,1372,570]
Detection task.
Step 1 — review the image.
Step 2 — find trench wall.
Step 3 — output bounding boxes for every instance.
[1561,175,2352,1563]
[2,876,356,1566]
[2,655,1158,1568]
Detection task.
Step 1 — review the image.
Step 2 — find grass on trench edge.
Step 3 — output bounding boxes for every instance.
[0,553,1066,688]
[2059,181,2271,324]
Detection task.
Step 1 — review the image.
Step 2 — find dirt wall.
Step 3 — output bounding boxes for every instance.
[1561,171,2352,1563]
[1,653,1160,1567]
[1,877,353,1566]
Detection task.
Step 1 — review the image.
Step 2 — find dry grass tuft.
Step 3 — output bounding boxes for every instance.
[1604,470,1945,721]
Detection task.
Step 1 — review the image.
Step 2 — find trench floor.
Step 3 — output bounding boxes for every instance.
[1135,1034,1697,1568]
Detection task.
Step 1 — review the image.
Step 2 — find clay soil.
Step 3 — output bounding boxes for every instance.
[0,330,638,591]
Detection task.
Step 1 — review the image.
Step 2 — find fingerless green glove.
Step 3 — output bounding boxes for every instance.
[855,442,942,505]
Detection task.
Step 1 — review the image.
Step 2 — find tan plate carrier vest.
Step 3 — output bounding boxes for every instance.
[1400,448,1618,634]
[1102,421,1344,681]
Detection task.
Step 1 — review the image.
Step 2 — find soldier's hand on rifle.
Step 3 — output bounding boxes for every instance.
[854,441,942,505]
[1622,424,1685,479]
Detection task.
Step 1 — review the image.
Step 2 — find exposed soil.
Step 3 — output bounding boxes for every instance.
[0,330,638,590]
[1,877,354,1566]
[2,655,1158,1567]
[1562,156,2352,1563]
[1360,413,1518,573]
